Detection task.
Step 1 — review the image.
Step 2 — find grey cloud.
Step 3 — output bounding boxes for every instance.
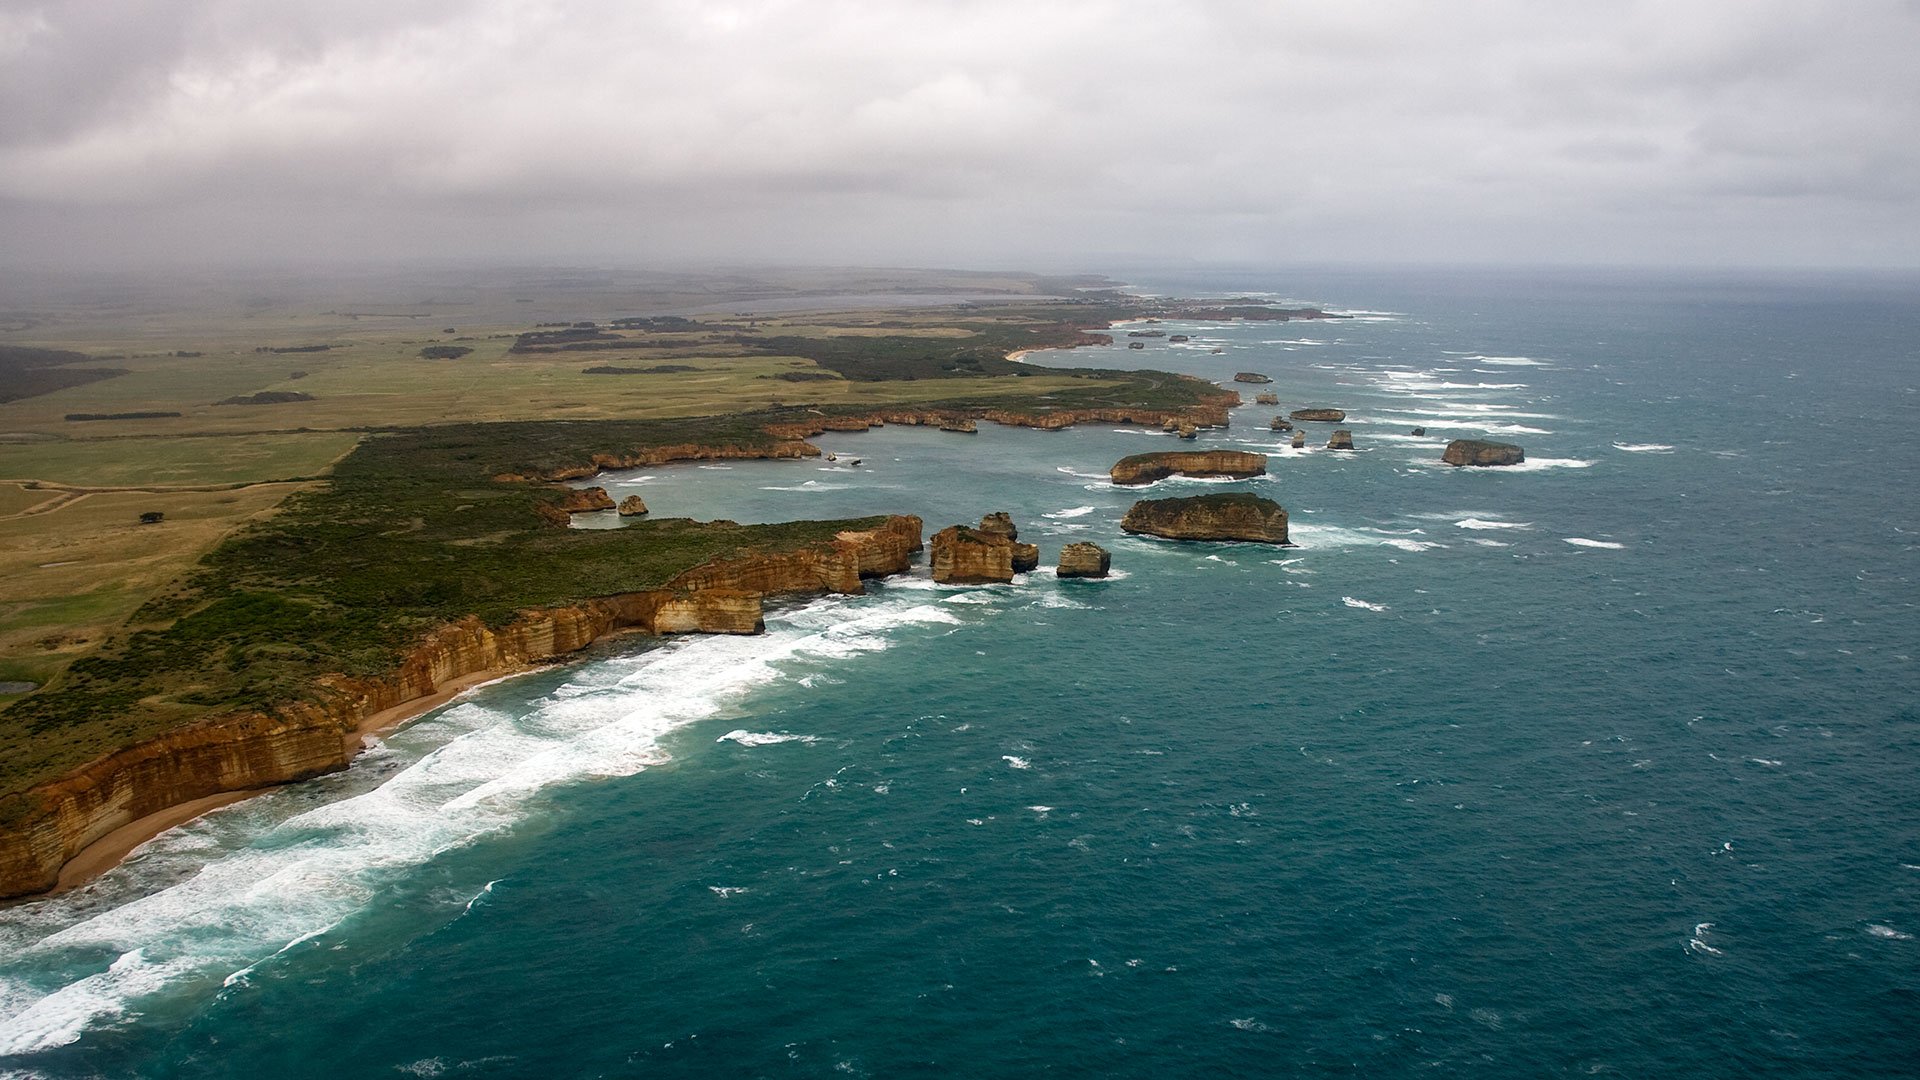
[1,0,1917,269]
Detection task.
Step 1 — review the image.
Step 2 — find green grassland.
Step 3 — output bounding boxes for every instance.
[0,432,359,487]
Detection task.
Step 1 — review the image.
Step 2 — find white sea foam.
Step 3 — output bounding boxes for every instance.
[1866,924,1914,940]
[1054,466,1112,480]
[1564,538,1626,549]
[0,592,965,1055]
[1342,597,1388,612]
[1456,518,1532,530]
[1002,756,1033,770]
[1468,355,1550,367]
[1044,506,1096,519]
[1380,539,1444,552]
[717,730,819,747]
[760,480,848,492]
[1613,442,1675,453]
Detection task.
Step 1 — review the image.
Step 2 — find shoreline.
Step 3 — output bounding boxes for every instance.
[44,665,540,898]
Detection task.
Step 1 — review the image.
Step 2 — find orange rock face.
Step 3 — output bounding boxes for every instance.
[1110,450,1267,486]
[930,525,1015,584]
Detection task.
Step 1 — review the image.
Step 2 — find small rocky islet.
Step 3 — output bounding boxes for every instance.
[1120,492,1290,545]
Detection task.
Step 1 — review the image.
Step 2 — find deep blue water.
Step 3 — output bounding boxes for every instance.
[2,268,1916,1077]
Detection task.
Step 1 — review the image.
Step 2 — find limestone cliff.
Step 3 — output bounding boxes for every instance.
[930,525,1014,584]
[1120,493,1290,545]
[557,486,615,512]
[493,440,821,484]
[978,512,1018,540]
[1110,450,1267,486]
[0,515,924,899]
[1442,439,1525,466]
[1056,542,1111,578]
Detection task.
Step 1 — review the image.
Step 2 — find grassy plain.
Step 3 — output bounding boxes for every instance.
[0,432,359,487]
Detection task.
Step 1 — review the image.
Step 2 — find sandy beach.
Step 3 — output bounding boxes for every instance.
[47,664,545,897]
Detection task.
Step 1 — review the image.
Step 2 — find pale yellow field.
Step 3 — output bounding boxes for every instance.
[0,483,312,694]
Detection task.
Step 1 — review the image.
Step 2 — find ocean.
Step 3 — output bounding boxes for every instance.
[1,267,1915,1077]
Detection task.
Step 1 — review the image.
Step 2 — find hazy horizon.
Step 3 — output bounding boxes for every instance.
[4,1,1919,273]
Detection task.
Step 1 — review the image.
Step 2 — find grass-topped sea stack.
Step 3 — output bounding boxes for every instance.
[1120,492,1290,544]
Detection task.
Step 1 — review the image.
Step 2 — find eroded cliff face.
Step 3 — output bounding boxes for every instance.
[1441,439,1525,466]
[1110,450,1268,486]
[930,525,1015,584]
[494,440,821,484]
[1120,494,1291,545]
[762,399,1236,442]
[0,515,924,899]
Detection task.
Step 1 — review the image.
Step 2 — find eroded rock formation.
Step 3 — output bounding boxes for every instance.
[930,525,1014,584]
[1056,542,1111,578]
[1110,450,1267,486]
[1289,408,1346,422]
[979,512,1018,539]
[557,486,615,512]
[1233,372,1272,384]
[1326,430,1355,451]
[1121,493,1290,544]
[1254,392,1279,406]
[617,495,649,516]
[1441,439,1525,466]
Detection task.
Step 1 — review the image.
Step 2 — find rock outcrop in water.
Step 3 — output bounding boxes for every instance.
[0,516,925,899]
[1233,372,1272,384]
[617,495,648,516]
[1290,431,1306,448]
[1121,493,1290,544]
[1011,542,1040,573]
[930,525,1015,584]
[1270,417,1293,432]
[1289,408,1346,422]
[1410,427,1426,437]
[1254,392,1279,406]
[1056,542,1112,578]
[1441,439,1525,466]
[1326,430,1355,451]
[1110,450,1268,486]
[978,512,1018,539]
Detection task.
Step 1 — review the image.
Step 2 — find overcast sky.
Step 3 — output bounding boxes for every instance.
[3,0,1918,272]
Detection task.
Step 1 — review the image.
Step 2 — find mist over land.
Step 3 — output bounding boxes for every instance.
[3,0,1919,273]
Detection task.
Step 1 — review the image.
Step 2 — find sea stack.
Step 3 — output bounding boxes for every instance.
[1254,392,1280,406]
[1441,439,1525,467]
[1410,427,1427,437]
[1289,408,1346,423]
[1326,430,1355,451]
[930,525,1015,583]
[1121,493,1290,545]
[1056,542,1112,579]
[1290,431,1306,448]
[1269,417,1293,432]
[978,512,1017,539]
[617,495,649,516]
[1233,372,1273,384]
[1110,450,1267,486]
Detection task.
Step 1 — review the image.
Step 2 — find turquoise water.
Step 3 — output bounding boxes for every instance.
[2,269,1916,1077]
